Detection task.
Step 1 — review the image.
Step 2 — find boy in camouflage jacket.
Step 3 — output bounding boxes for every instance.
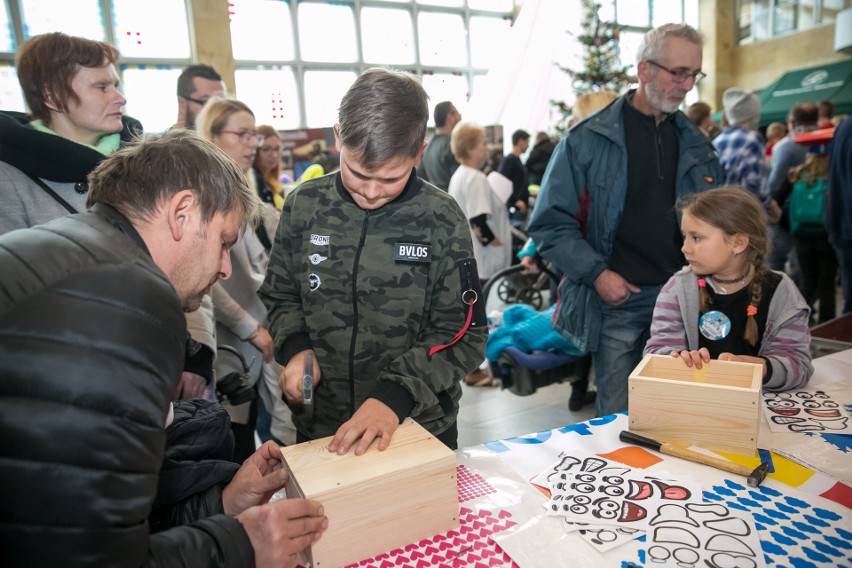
[259,68,487,456]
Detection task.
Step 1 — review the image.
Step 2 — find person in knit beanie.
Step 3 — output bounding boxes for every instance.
[713,88,767,202]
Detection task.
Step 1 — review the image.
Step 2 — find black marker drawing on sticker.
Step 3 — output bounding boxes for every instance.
[762,389,851,434]
[708,553,758,568]
[647,502,764,568]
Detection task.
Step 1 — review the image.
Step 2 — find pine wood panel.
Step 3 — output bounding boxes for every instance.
[280,420,458,568]
[629,354,762,456]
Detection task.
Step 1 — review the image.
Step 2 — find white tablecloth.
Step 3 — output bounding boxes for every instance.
[456,349,852,568]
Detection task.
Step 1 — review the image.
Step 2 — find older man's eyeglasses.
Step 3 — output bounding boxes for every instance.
[221,130,265,144]
[647,60,706,84]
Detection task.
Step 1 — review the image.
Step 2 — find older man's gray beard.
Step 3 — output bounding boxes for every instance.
[646,83,687,115]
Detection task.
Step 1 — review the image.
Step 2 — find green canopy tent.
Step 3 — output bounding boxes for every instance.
[712,59,852,127]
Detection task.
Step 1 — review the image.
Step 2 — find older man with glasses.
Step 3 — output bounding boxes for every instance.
[528,23,723,418]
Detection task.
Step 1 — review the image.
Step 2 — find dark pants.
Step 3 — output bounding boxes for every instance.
[230,396,258,464]
[833,241,852,314]
[796,236,838,323]
[769,224,801,287]
[592,285,660,417]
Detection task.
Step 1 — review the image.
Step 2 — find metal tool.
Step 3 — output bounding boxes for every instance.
[619,430,770,487]
[302,355,314,421]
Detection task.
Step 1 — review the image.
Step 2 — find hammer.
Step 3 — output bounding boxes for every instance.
[619,430,770,487]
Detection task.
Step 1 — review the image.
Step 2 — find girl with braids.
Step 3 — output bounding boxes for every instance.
[645,186,813,391]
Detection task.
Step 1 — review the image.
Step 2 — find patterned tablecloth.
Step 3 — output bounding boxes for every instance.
[306,349,852,568]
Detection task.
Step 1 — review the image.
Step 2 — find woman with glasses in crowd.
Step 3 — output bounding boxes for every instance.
[251,124,285,252]
[196,98,294,461]
[253,124,285,210]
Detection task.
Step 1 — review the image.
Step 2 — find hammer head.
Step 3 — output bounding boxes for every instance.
[747,462,770,487]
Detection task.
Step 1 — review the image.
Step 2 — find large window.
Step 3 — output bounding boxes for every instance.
[230,1,519,128]
[1,0,705,131]
[737,0,850,44]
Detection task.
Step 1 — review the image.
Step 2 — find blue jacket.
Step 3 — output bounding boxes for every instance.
[528,94,723,353]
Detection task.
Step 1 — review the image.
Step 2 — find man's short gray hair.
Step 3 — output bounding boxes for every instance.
[636,23,703,64]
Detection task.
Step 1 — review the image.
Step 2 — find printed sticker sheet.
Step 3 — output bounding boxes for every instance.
[762,389,851,434]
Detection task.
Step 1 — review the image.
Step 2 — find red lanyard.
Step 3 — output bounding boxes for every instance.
[428,290,476,357]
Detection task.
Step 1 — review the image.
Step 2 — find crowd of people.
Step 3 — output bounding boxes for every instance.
[1,22,850,567]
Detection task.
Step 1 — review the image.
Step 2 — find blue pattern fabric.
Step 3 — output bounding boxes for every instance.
[713,126,768,202]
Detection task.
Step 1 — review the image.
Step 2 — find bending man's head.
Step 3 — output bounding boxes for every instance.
[87,129,262,310]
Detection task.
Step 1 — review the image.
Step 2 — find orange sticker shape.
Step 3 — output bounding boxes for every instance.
[599,446,663,469]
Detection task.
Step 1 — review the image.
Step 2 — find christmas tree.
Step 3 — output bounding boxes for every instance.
[551,0,633,136]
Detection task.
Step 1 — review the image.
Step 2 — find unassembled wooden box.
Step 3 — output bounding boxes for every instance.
[628,354,762,456]
[279,420,458,568]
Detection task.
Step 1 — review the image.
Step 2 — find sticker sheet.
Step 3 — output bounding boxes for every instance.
[531,451,632,493]
[563,519,644,553]
[762,389,851,434]
[703,479,852,567]
[546,470,703,531]
[530,452,645,552]
[645,502,765,568]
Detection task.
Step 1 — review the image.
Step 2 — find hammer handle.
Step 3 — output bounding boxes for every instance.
[659,442,754,477]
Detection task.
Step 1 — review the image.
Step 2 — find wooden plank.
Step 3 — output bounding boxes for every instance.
[280,420,458,568]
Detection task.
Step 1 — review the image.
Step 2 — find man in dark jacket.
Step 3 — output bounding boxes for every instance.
[0,32,214,405]
[497,129,531,214]
[416,100,462,190]
[525,131,556,187]
[0,130,327,567]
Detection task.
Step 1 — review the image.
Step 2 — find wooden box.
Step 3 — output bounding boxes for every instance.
[628,354,762,456]
[279,420,458,568]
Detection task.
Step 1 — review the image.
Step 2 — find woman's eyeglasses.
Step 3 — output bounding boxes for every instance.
[221,130,265,144]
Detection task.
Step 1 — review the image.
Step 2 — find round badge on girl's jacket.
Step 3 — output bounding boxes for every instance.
[699,310,731,341]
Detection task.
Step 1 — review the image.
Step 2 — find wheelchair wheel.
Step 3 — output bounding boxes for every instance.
[496,276,518,304]
[484,263,559,310]
[516,285,544,310]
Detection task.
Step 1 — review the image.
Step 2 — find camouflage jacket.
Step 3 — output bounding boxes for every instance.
[258,170,487,440]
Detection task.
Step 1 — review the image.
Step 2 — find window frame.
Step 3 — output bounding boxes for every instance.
[736,0,846,45]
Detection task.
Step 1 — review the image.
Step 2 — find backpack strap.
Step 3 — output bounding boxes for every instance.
[24,173,79,214]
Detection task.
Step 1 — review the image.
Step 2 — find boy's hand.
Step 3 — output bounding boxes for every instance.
[279,350,320,402]
[328,398,398,456]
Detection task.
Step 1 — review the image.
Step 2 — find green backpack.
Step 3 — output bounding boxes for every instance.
[789,175,827,238]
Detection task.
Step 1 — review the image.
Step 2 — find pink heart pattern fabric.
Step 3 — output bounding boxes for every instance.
[342,507,518,568]
[295,466,516,568]
[457,465,498,503]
